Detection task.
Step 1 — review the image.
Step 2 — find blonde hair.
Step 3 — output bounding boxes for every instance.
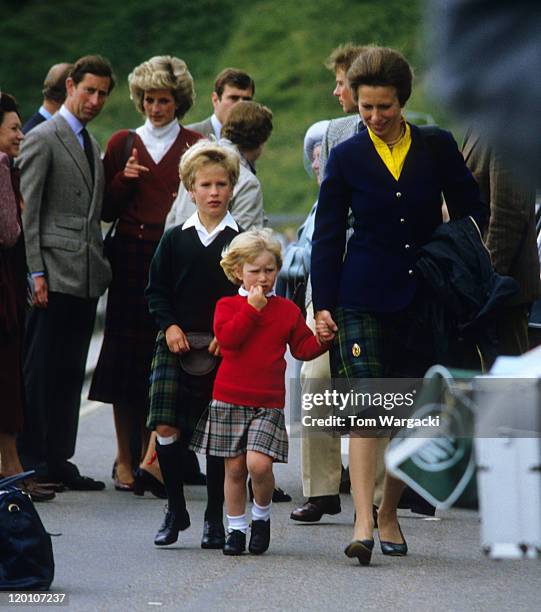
[220,228,283,284]
[179,139,240,191]
[128,55,195,119]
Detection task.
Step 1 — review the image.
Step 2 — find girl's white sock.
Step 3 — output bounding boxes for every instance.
[252,500,272,522]
[227,513,249,534]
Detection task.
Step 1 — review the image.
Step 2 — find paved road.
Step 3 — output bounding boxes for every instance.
[29,393,540,612]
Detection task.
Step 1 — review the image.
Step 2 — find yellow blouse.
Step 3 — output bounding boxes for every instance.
[367,120,411,181]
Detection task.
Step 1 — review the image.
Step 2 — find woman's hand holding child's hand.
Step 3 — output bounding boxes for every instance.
[165,324,190,353]
[247,285,267,311]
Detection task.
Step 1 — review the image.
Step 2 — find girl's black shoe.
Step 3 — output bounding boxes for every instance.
[133,468,167,499]
[223,530,246,556]
[249,519,270,555]
[344,539,374,566]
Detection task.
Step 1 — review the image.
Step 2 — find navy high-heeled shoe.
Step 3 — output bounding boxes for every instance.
[344,539,374,566]
[379,521,408,556]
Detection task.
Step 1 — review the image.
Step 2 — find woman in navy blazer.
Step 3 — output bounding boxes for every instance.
[311,46,486,566]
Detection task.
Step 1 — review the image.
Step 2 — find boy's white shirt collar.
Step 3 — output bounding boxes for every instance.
[182,210,238,246]
[238,286,276,298]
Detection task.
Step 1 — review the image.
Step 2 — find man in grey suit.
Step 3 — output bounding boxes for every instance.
[187,67,254,139]
[17,55,115,490]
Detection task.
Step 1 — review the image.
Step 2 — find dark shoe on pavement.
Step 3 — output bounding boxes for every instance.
[344,539,374,566]
[290,495,341,522]
[201,520,225,549]
[223,529,246,556]
[50,461,105,491]
[154,508,191,546]
[63,474,105,491]
[249,519,271,555]
[20,479,56,502]
[379,522,408,556]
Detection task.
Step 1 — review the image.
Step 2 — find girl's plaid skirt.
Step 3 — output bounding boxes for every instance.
[190,399,289,463]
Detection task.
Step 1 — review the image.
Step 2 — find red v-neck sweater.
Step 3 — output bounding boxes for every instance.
[212,294,328,408]
[101,127,201,227]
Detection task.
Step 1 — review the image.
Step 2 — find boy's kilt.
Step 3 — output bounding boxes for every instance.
[147,331,217,432]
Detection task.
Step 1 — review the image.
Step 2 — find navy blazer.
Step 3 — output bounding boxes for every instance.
[311,124,487,314]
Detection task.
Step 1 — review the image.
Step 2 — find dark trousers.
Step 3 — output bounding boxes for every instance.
[19,291,97,472]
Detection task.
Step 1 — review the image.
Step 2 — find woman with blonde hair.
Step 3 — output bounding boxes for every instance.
[89,56,202,492]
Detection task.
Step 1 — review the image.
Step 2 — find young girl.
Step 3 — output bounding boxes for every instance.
[145,140,241,549]
[190,229,333,555]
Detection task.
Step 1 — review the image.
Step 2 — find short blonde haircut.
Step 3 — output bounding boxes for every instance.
[179,139,240,192]
[128,55,195,119]
[220,228,283,285]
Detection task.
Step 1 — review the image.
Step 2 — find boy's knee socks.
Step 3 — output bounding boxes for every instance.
[205,455,225,522]
[155,439,187,514]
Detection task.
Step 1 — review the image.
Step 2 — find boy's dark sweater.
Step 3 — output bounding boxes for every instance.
[146,225,239,332]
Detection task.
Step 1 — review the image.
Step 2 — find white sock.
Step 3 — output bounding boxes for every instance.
[227,513,249,534]
[156,434,178,445]
[252,500,272,522]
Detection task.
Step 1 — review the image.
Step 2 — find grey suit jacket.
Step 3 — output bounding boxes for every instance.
[463,130,540,305]
[186,116,215,139]
[17,114,111,298]
[318,114,362,182]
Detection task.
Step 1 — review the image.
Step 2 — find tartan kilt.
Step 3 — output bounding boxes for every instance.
[190,399,289,463]
[330,306,431,380]
[146,331,217,434]
[89,234,158,406]
[330,307,385,380]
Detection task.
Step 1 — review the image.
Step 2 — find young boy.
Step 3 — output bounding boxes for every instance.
[145,140,241,549]
[190,229,333,555]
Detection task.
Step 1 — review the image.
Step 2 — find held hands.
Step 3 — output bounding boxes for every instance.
[33,276,48,308]
[165,324,190,354]
[123,148,149,179]
[247,285,267,311]
[315,309,337,344]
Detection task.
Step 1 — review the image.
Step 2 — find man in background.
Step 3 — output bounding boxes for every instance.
[22,62,73,134]
[187,67,254,139]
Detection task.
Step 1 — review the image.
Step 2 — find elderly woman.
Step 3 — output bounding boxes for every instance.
[89,56,202,491]
[165,100,273,231]
[0,93,54,501]
[311,46,486,565]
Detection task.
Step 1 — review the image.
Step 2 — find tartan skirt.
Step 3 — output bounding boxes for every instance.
[146,330,217,434]
[190,399,289,463]
[330,306,432,380]
[330,306,432,436]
